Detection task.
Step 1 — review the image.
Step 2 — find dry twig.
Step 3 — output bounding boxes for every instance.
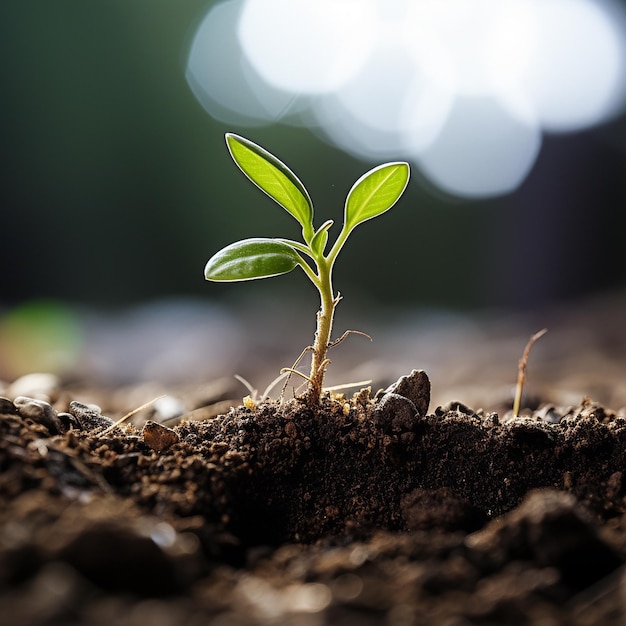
[513,328,548,417]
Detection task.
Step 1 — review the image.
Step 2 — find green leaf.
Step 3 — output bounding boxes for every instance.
[226,134,314,239]
[205,238,301,282]
[344,162,410,233]
[310,219,333,257]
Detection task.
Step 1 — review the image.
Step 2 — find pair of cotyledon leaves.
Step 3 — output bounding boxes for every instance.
[205,134,410,282]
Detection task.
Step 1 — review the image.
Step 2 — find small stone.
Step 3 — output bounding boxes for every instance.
[8,373,60,402]
[69,401,114,430]
[142,420,179,452]
[0,396,18,415]
[57,412,81,431]
[381,369,430,416]
[13,396,63,434]
[373,393,417,433]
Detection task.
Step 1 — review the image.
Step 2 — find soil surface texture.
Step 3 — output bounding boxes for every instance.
[1,369,626,625]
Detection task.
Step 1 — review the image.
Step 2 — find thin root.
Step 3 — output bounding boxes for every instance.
[280,345,314,400]
[261,371,290,400]
[280,367,313,383]
[234,371,291,402]
[234,374,256,397]
[328,329,372,349]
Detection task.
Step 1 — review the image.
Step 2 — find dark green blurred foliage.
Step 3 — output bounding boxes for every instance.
[2,1,625,311]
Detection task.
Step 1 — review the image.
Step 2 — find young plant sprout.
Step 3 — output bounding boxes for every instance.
[205,134,410,406]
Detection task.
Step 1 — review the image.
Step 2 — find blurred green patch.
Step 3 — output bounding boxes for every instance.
[0,300,83,380]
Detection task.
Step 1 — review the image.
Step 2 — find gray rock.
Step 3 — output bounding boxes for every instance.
[69,401,114,430]
[57,412,81,431]
[0,396,17,415]
[374,392,417,433]
[381,369,430,416]
[13,396,63,434]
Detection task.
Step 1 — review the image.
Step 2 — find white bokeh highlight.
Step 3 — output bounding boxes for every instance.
[238,0,377,94]
[416,96,542,197]
[186,0,626,198]
[518,0,626,131]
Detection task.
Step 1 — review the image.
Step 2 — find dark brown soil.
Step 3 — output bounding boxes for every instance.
[1,370,626,625]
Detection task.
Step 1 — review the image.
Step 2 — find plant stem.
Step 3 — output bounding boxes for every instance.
[301,225,354,406]
[305,255,336,406]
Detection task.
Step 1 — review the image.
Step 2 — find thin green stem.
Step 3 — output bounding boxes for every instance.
[278,238,316,260]
[297,256,322,289]
[305,254,336,405]
[326,225,351,268]
[302,225,354,406]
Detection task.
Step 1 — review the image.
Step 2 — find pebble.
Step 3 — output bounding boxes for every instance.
[57,412,81,431]
[68,401,114,430]
[13,396,63,435]
[142,420,179,452]
[374,393,417,433]
[7,373,60,402]
[0,396,17,414]
[381,369,430,416]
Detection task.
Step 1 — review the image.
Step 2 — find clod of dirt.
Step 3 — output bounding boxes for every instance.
[466,489,623,590]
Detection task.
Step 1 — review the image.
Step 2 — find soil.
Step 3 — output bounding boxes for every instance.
[2,369,626,625]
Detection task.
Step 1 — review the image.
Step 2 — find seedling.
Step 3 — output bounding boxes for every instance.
[205,134,410,406]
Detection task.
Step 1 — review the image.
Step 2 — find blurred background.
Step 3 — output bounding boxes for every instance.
[1,0,625,408]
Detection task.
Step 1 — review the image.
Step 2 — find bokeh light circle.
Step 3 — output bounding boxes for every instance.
[238,0,377,94]
[416,96,542,198]
[519,0,626,131]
